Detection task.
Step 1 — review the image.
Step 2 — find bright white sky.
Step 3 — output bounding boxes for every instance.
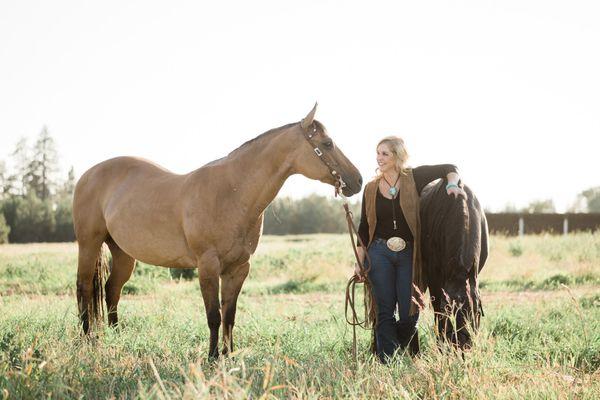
[1,0,598,212]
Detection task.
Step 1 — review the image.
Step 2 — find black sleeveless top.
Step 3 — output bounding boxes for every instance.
[357,164,458,245]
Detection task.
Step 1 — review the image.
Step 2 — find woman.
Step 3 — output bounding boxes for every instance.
[354,136,466,362]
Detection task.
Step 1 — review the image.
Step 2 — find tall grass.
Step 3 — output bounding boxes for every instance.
[0,233,599,398]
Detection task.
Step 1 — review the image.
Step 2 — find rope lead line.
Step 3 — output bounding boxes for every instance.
[336,189,377,364]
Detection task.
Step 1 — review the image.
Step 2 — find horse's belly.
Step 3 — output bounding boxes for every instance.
[106,212,196,268]
[110,229,195,267]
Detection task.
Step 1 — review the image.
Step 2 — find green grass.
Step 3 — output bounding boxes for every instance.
[1,234,599,399]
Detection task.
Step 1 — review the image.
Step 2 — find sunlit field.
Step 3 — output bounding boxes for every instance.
[1,234,599,399]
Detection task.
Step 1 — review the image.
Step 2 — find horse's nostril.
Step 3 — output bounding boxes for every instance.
[358,177,363,186]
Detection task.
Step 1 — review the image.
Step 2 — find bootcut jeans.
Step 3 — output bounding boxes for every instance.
[366,238,419,362]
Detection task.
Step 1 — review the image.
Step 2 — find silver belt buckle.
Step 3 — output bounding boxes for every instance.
[386,237,406,252]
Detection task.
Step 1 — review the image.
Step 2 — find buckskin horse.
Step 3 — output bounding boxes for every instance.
[420,179,488,349]
[73,104,362,358]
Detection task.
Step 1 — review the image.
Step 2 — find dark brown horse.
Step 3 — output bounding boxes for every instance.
[73,104,362,357]
[420,179,488,349]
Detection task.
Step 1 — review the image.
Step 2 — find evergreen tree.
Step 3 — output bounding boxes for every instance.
[27,126,59,201]
[577,186,600,213]
[0,161,8,199]
[10,137,30,196]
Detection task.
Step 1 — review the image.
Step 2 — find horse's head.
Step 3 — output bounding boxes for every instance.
[439,205,483,349]
[439,272,481,350]
[291,103,362,197]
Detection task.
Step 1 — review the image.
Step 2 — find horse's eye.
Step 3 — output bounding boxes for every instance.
[323,140,333,149]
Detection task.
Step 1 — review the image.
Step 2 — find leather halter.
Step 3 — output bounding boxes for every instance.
[301,123,347,193]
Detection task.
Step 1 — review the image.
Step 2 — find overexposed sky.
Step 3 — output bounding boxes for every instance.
[1,0,598,212]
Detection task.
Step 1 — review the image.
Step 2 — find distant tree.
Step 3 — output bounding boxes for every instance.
[574,186,600,213]
[264,195,360,235]
[7,193,55,243]
[50,166,77,241]
[57,166,76,199]
[53,196,75,242]
[264,197,296,235]
[0,161,8,199]
[10,137,30,196]
[567,196,587,213]
[500,203,519,213]
[26,126,59,201]
[523,199,555,214]
[0,213,9,244]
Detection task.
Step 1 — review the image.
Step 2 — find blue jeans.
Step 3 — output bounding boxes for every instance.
[366,238,419,362]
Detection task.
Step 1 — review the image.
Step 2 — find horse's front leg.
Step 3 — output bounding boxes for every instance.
[220,261,250,355]
[197,249,221,360]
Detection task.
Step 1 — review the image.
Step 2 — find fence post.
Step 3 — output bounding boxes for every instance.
[563,217,569,236]
[518,217,524,237]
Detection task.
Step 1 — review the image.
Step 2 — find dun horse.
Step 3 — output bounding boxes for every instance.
[73,105,363,357]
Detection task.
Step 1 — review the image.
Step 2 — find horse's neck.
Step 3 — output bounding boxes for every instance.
[223,131,297,221]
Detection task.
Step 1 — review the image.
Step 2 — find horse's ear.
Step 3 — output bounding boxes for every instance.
[300,102,318,129]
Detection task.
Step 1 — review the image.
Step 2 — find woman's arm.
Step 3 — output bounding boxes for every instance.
[413,164,465,198]
[356,191,369,252]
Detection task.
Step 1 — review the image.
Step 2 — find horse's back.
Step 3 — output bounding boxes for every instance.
[73,157,195,267]
[74,156,179,212]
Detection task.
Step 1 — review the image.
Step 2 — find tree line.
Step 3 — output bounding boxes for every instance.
[1,128,599,244]
[263,195,361,235]
[500,190,600,214]
[0,127,75,243]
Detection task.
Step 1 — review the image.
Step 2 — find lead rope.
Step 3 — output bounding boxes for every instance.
[335,182,377,365]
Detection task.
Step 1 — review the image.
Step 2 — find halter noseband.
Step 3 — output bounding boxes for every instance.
[301,123,347,196]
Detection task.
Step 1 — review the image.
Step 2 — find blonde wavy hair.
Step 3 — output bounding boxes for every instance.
[376,136,410,176]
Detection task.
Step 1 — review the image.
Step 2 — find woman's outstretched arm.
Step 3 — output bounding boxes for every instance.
[413,164,466,198]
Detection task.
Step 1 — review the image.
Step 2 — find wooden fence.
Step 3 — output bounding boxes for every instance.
[485,213,600,236]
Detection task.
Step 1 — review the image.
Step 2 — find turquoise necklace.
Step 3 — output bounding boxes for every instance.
[383,173,400,230]
[383,174,400,198]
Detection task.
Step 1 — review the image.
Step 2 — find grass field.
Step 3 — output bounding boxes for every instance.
[1,234,599,399]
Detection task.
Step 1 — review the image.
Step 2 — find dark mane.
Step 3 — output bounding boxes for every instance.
[420,179,488,279]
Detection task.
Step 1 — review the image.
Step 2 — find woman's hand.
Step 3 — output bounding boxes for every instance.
[446,185,467,199]
[354,246,366,282]
[354,262,366,282]
[445,172,467,199]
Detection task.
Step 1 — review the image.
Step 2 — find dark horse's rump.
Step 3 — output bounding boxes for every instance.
[420,179,488,348]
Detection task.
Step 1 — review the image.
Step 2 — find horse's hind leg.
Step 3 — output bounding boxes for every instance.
[105,239,136,327]
[220,261,250,355]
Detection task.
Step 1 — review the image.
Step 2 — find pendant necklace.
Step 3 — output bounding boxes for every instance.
[382,174,400,230]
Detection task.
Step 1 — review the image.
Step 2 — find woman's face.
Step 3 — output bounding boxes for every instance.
[376,143,397,174]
